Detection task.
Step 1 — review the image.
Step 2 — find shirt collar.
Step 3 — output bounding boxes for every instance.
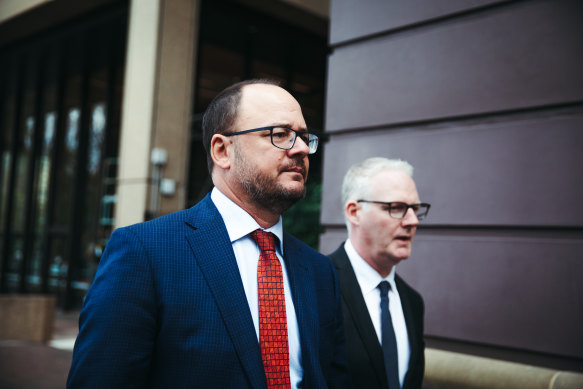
[211,187,284,253]
[345,238,396,295]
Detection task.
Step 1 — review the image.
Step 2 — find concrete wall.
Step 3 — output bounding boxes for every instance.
[0,295,56,342]
[424,348,583,389]
[114,0,199,227]
[322,0,583,368]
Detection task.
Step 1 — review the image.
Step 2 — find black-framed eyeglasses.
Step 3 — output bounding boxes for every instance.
[357,200,431,220]
[222,126,319,154]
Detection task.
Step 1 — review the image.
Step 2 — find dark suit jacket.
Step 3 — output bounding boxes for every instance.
[67,194,347,388]
[328,244,424,389]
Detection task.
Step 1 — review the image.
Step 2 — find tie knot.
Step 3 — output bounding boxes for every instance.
[378,280,391,296]
[251,229,276,252]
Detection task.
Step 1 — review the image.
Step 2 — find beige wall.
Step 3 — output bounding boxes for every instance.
[115,0,199,227]
[0,0,52,23]
[151,0,199,217]
[0,295,56,343]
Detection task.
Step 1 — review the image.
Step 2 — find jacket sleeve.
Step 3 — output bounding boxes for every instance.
[67,227,158,388]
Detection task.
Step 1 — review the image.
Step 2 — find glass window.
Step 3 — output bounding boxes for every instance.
[27,111,57,291]
[6,51,40,291]
[27,43,61,292]
[0,56,18,278]
[0,4,127,305]
[76,25,119,299]
[47,237,67,294]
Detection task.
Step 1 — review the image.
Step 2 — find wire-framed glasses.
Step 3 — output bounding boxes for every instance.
[222,126,319,154]
[357,200,431,220]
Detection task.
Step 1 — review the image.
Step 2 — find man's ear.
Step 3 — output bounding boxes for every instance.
[345,200,360,226]
[210,134,231,170]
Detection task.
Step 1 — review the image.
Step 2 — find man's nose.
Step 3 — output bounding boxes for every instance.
[402,208,419,226]
[288,134,310,155]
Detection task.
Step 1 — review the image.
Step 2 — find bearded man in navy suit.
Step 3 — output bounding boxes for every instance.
[328,157,429,389]
[68,79,347,388]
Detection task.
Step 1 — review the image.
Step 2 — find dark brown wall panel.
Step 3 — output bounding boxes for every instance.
[320,109,583,227]
[396,230,583,359]
[326,0,583,131]
[330,0,507,45]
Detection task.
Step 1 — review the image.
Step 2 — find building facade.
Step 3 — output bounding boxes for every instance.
[1,0,581,377]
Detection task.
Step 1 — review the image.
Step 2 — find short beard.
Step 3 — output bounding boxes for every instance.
[233,144,306,215]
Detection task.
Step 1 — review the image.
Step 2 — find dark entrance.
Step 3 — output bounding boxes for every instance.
[0,5,127,309]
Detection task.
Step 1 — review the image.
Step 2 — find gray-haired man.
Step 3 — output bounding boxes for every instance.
[328,157,428,389]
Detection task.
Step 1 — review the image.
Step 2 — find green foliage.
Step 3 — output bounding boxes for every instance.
[283,182,322,250]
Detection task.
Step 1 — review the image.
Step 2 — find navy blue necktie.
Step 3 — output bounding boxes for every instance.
[379,281,400,389]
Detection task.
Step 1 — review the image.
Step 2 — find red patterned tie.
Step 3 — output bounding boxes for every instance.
[251,229,291,388]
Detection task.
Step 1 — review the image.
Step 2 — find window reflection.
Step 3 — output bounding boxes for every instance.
[11,115,35,240]
[28,111,58,290]
[48,239,67,293]
[44,113,56,148]
[0,151,11,236]
[38,113,57,215]
[24,117,35,149]
[66,108,80,152]
[88,103,106,175]
[0,5,125,306]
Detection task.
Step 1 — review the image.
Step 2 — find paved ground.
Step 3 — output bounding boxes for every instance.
[0,311,78,389]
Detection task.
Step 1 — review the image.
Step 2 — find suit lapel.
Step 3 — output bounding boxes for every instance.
[283,237,316,337]
[395,275,420,384]
[184,195,266,389]
[281,234,319,385]
[332,246,387,387]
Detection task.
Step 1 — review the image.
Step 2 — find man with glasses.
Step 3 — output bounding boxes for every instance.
[68,80,347,388]
[328,157,428,389]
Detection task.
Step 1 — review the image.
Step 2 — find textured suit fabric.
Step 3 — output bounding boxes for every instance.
[67,194,347,389]
[328,244,424,389]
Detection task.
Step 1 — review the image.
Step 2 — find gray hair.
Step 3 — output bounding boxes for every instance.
[341,157,414,229]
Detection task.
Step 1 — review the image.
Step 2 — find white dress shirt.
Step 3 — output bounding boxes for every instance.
[345,239,410,387]
[211,188,302,388]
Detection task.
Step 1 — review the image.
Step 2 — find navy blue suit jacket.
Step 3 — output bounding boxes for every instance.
[68,194,347,388]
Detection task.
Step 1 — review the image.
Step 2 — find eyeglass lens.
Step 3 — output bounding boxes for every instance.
[389,202,429,219]
[271,127,318,154]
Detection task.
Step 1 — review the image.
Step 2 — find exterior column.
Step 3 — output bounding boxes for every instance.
[115,0,199,228]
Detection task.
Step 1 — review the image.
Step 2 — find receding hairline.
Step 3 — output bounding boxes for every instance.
[238,82,297,104]
[234,83,302,127]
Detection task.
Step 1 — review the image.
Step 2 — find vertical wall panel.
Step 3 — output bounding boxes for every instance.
[326,0,583,130]
[321,109,583,227]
